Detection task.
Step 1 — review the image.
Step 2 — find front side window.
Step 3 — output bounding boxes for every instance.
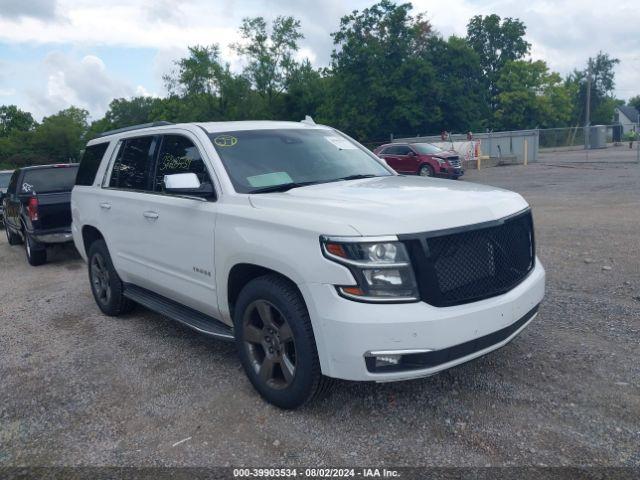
[154,135,212,192]
[7,171,19,194]
[209,129,391,193]
[0,172,12,189]
[109,136,155,191]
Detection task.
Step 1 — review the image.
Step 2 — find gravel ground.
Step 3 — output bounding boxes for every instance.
[0,149,638,468]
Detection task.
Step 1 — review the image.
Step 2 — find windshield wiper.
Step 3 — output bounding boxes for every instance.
[334,174,380,181]
[250,180,323,194]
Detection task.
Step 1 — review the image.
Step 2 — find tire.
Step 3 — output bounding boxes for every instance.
[5,223,22,245]
[419,164,434,177]
[87,239,134,316]
[234,274,333,409]
[24,233,47,266]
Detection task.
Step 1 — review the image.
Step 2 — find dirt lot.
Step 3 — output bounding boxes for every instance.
[0,149,638,468]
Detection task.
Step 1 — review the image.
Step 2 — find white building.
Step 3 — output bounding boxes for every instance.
[614,105,639,135]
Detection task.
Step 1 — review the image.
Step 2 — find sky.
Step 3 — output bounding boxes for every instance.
[0,0,638,120]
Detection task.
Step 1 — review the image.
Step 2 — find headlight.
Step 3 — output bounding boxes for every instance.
[321,236,419,302]
[434,157,446,165]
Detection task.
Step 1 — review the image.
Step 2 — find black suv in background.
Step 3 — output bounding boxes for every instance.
[0,169,13,227]
[3,164,78,265]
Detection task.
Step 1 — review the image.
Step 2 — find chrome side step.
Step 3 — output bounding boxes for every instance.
[123,283,234,341]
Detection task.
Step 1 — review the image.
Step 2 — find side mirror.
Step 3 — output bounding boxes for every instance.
[164,173,215,199]
[408,151,417,157]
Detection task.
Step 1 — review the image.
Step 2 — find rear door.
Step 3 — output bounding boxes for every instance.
[100,135,158,288]
[393,145,418,173]
[379,145,403,171]
[137,132,219,316]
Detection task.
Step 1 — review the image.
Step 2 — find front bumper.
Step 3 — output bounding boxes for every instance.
[440,166,464,177]
[301,259,545,382]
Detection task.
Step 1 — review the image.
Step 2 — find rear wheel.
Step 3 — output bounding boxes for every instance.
[88,239,134,316]
[419,164,434,177]
[5,224,22,245]
[234,274,333,409]
[24,233,46,266]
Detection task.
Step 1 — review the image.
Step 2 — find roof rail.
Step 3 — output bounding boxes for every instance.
[96,121,174,138]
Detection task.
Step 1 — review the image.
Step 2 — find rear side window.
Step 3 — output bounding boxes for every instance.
[76,143,109,186]
[154,135,212,192]
[395,146,413,155]
[109,136,155,191]
[383,145,406,155]
[21,166,79,194]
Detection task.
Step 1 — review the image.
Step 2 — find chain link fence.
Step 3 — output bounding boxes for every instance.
[383,123,640,171]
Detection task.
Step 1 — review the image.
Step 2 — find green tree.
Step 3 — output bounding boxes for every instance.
[283,60,326,121]
[425,36,488,132]
[466,14,530,116]
[164,45,225,97]
[323,0,439,139]
[31,106,89,162]
[0,105,36,137]
[232,16,304,112]
[565,52,620,125]
[628,95,640,111]
[104,96,160,128]
[494,60,572,130]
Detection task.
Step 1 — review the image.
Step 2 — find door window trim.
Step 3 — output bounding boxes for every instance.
[102,135,158,194]
[102,133,218,202]
[149,133,218,202]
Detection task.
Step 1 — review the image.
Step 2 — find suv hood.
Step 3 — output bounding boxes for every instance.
[249,175,529,236]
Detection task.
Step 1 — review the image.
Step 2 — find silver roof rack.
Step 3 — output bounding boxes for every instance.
[96,121,173,138]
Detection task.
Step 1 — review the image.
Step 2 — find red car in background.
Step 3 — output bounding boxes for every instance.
[374,142,464,179]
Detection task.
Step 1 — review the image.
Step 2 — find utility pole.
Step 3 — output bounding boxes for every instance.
[584,57,592,150]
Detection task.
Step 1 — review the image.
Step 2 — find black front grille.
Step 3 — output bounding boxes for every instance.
[447,157,461,168]
[403,210,535,307]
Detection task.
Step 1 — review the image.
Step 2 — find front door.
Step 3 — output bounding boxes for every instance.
[394,145,418,173]
[138,133,219,317]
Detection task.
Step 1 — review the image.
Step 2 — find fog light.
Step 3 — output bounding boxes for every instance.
[375,354,402,367]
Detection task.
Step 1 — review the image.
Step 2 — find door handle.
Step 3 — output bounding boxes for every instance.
[143,211,159,219]
[99,202,111,210]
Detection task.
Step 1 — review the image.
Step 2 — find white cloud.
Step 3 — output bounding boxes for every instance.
[1,0,639,120]
[0,0,58,20]
[27,53,134,118]
[0,88,16,96]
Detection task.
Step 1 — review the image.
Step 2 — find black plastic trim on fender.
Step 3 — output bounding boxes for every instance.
[123,283,234,341]
[365,304,540,373]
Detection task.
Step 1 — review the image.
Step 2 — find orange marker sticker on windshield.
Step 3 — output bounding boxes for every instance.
[214,135,238,147]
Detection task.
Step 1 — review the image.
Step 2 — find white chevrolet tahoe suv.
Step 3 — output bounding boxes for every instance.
[72,120,545,409]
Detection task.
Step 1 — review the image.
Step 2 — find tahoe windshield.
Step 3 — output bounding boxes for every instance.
[21,166,79,194]
[413,143,445,155]
[0,172,11,188]
[209,129,392,193]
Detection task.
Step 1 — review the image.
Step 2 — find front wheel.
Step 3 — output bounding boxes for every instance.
[234,274,333,409]
[419,164,434,177]
[24,234,46,266]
